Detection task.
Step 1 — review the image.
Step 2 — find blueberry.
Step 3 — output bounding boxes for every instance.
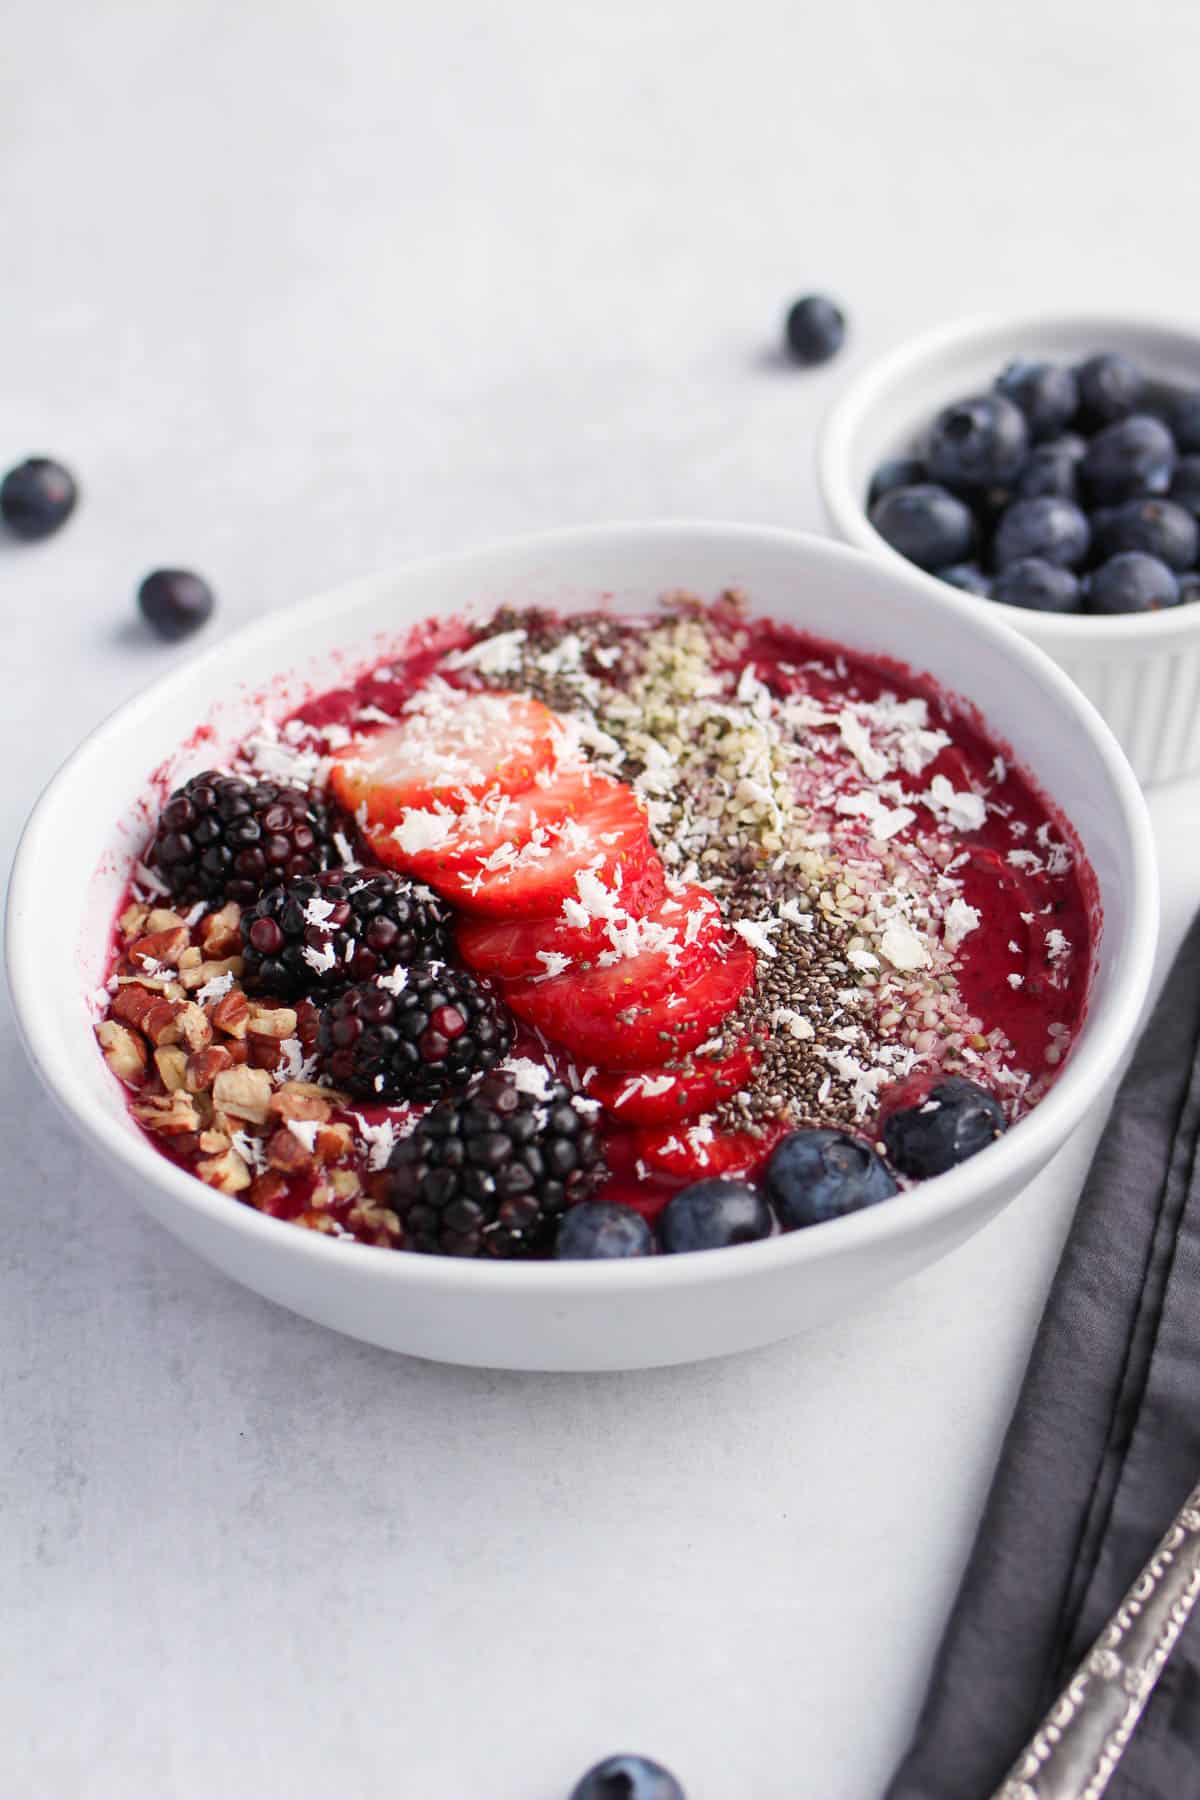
[1092,498,1198,572]
[1013,442,1080,503]
[784,294,845,365]
[1169,389,1200,452]
[1179,573,1200,605]
[555,1202,654,1260]
[993,496,1090,570]
[659,1179,773,1253]
[1080,414,1176,506]
[868,457,928,507]
[992,558,1081,613]
[569,1755,686,1800]
[939,563,991,596]
[882,1077,1006,1179]
[868,484,976,571]
[1076,352,1144,425]
[994,360,1079,440]
[138,568,217,641]
[1169,453,1200,517]
[1085,552,1180,615]
[0,456,78,540]
[764,1129,897,1230]
[926,394,1029,489]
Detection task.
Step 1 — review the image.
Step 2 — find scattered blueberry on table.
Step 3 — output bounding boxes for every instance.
[866,353,1200,611]
[783,293,846,366]
[0,455,78,540]
[137,567,216,640]
[569,1753,687,1800]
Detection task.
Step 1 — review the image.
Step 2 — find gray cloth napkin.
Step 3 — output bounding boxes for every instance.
[886,909,1200,1800]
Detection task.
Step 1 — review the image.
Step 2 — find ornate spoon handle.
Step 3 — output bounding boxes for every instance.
[991,1478,1200,1800]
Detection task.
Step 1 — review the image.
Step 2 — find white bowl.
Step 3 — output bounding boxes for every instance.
[818,310,1200,786]
[6,523,1158,1371]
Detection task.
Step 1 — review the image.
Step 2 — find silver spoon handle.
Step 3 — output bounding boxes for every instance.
[990,1478,1200,1800]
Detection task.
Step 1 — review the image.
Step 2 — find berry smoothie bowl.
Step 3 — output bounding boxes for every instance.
[7,525,1156,1370]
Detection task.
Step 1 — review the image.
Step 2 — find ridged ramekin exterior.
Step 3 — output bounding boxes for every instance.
[1055,643,1200,785]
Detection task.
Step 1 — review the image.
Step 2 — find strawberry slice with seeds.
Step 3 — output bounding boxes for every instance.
[583,1040,760,1125]
[457,865,724,984]
[505,939,756,1069]
[330,690,557,821]
[630,1115,789,1182]
[365,769,654,919]
[491,881,726,1008]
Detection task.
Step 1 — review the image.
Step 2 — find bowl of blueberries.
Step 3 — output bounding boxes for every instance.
[818,311,1200,785]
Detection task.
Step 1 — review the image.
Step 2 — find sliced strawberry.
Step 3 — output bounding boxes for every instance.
[456,868,724,984]
[366,769,654,920]
[584,1040,760,1125]
[630,1115,790,1182]
[594,1131,682,1225]
[505,939,756,1070]
[330,690,557,820]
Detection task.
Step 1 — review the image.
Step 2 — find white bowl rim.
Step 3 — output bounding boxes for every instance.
[6,520,1160,1297]
[819,306,1200,643]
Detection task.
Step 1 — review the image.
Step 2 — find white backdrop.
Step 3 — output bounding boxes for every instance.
[4,3,1200,1795]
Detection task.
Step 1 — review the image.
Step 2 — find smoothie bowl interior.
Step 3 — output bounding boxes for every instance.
[7,525,1157,1370]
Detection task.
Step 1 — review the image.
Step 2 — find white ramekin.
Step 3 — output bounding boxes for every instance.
[819,311,1200,787]
[6,524,1158,1371]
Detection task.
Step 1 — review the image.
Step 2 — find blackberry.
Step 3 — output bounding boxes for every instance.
[386,1071,606,1257]
[242,870,450,999]
[317,966,512,1103]
[149,770,335,907]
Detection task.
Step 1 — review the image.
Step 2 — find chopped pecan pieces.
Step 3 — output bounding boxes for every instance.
[267,1086,331,1125]
[119,902,151,940]
[266,1128,314,1176]
[153,1046,189,1091]
[111,985,185,1046]
[199,902,242,958]
[174,1002,212,1052]
[145,907,188,933]
[247,1005,298,1040]
[180,955,244,994]
[294,1210,339,1235]
[247,1171,290,1215]
[348,1197,402,1241]
[211,1064,273,1125]
[130,925,191,968]
[95,1020,148,1086]
[133,1090,201,1136]
[315,1121,354,1163]
[195,1148,252,1194]
[209,988,250,1038]
[185,1045,235,1093]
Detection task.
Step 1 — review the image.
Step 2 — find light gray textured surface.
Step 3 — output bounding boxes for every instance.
[4,4,1200,1796]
